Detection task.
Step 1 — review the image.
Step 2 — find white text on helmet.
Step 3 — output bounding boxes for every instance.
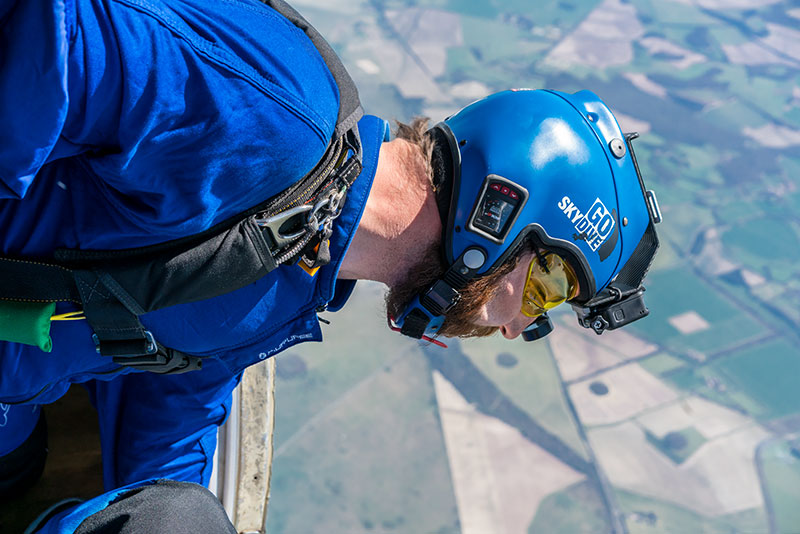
[558,196,616,252]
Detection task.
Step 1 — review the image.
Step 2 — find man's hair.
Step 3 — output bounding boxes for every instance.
[394,117,436,187]
[387,117,534,339]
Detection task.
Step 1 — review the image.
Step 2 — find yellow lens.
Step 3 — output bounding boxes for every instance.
[521,253,579,318]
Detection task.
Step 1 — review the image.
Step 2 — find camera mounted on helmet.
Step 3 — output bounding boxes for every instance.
[391,89,662,343]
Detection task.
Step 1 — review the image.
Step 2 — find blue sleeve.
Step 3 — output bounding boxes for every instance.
[0,0,80,199]
[1,0,340,240]
[0,0,132,199]
[85,358,240,489]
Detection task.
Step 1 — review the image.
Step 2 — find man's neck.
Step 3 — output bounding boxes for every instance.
[338,138,442,287]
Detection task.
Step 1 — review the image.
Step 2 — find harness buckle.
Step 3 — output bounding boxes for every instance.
[92,331,202,374]
[255,134,362,268]
[421,280,461,316]
[92,330,157,356]
[307,186,347,233]
[254,205,314,250]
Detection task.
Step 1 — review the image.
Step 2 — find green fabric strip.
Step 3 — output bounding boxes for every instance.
[0,301,55,352]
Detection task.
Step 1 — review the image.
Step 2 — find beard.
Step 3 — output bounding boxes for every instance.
[385,244,521,339]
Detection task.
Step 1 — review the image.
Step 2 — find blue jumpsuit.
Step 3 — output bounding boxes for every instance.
[0,0,386,529]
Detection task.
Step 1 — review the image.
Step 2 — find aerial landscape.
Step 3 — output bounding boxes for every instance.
[266,1,800,533]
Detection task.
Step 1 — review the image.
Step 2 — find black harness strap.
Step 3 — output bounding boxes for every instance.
[0,128,360,372]
[0,258,79,303]
[74,269,202,374]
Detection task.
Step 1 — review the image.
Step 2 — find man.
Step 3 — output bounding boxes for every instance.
[0,0,660,531]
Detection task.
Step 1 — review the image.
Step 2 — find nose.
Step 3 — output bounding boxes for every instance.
[500,325,518,339]
[500,316,536,339]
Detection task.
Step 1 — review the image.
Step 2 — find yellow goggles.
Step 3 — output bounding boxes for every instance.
[521,253,580,318]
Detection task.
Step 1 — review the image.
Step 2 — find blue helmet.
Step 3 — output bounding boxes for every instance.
[394,89,661,341]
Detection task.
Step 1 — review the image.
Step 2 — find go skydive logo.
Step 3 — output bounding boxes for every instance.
[558,196,616,252]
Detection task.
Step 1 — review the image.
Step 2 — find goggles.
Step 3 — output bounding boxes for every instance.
[521,253,579,318]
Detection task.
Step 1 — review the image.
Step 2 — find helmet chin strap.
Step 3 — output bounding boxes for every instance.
[393,247,487,340]
[387,124,465,341]
[387,315,448,347]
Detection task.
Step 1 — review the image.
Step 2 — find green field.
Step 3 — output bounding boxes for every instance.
[713,199,764,223]
[704,96,774,133]
[663,339,800,421]
[715,273,800,343]
[636,0,721,27]
[640,352,687,376]
[781,158,800,218]
[663,365,761,417]
[722,216,800,266]
[651,203,715,252]
[268,349,459,534]
[434,0,597,30]
[616,489,767,534]
[460,333,588,460]
[459,15,534,63]
[710,339,800,421]
[528,481,610,534]
[760,439,800,534]
[631,268,767,355]
[644,426,706,464]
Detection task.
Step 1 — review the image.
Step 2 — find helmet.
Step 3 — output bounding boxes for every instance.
[393,89,661,341]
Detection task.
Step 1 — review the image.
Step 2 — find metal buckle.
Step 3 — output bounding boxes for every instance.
[255,152,355,267]
[254,205,314,249]
[646,190,662,224]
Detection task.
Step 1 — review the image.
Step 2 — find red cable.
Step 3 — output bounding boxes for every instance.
[387,316,448,348]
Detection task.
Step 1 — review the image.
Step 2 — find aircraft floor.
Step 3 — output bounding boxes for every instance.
[0,387,104,533]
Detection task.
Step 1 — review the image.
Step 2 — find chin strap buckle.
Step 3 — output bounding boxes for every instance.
[420,280,461,316]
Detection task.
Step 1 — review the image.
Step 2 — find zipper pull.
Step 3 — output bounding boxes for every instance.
[317,304,330,325]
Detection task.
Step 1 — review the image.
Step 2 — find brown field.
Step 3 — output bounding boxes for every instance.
[589,419,769,515]
[637,395,754,440]
[433,371,585,534]
[550,317,658,383]
[569,363,679,426]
